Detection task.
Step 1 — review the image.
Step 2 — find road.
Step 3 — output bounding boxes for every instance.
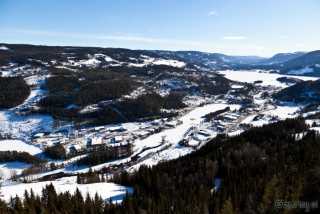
[197,103,277,149]
[223,104,277,134]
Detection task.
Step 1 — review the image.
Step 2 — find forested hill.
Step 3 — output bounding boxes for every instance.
[273,79,320,103]
[1,118,319,213]
[113,118,319,213]
[0,76,30,109]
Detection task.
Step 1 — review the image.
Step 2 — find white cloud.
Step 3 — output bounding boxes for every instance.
[118,32,140,36]
[243,45,268,50]
[292,43,305,47]
[208,11,218,15]
[223,36,247,40]
[276,36,289,38]
[3,29,226,48]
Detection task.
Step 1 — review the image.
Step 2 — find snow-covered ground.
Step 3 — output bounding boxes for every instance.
[125,103,241,168]
[231,84,244,89]
[288,66,314,75]
[1,176,133,204]
[0,46,9,50]
[136,103,240,148]
[0,162,33,180]
[0,110,55,138]
[0,73,73,138]
[219,70,318,87]
[1,67,319,204]
[0,140,42,155]
[61,53,187,68]
[152,59,186,67]
[0,71,12,77]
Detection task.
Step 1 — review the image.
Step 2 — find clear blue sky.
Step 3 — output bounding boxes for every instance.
[1,0,319,57]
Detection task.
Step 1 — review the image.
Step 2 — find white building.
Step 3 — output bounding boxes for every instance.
[114,136,123,143]
[34,133,45,138]
[91,137,102,145]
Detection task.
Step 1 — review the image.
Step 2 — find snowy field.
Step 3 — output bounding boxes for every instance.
[288,66,314,75]
[0,162,33,180]
[219,70,318,87]
[240,105,300,127]
[0,72,73,138]
[61,53,187,68]
[1,176,133,204]
[0,140,43,179]
[0,110,56,138]
[0,140,42,155]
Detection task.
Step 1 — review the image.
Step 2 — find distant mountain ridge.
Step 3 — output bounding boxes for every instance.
[1,43,319,76]
[144,49,320,76]
[144,50,224,67]
[144,50,266,66]
[257,52,307,64]
[281,50,320,67]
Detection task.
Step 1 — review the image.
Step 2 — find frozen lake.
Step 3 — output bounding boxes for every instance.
[219,70,318,87]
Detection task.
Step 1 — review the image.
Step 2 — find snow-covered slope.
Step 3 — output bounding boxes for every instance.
[1,177,133,204]
[288,66,314,75]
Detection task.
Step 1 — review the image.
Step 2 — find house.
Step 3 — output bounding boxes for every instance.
[198,130,210,136]
[73,144,82,152]
[34,133,45,138]
[60,138,69,144]
[94,126,105,132]
[109,126,123,132]
[165,122,176,128]
[139,131,150,138]
[89,137,106,151]
[151,120,160,126]
[114,136,123,143]
[91,137,102,146]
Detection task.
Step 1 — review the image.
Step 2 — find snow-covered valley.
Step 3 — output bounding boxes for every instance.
[1,45,320,206]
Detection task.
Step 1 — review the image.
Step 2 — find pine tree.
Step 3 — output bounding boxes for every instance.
[220,196,234,214]
[258,174,282,214]
[77,172,81,184]
[85,192,94,214]
[101,173,105,182]
[13,195,24,213]
[0,182,8,214]
[0,182,3,198]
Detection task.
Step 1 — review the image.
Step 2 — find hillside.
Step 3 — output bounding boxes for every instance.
[257,52,306,64]
[0,44,234,126]
[2,118,318,213]
[0,76,30,109]
[146,50,266,67]
[281,50,320,68]
[111,118,320,213]
[273,79,320,103]
[145,50,223,69]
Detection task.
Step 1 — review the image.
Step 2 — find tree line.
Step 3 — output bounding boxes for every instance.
[0,151,47,165]
[202,107,230,122]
